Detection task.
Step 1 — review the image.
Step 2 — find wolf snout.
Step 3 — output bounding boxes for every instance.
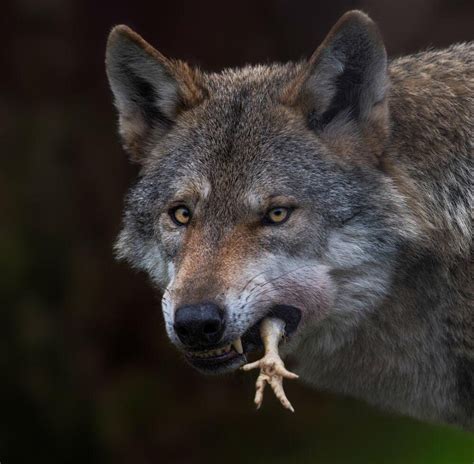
[173,302,225,348]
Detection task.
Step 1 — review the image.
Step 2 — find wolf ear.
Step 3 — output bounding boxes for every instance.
[285,11,389,155]
[106,25,206,161]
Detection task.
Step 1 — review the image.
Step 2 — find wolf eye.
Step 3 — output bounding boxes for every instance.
[170,205,191,226]
[264,207,291,225]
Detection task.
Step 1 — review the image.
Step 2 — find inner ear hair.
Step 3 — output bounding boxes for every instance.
[105,25,207,161]
[282,10,389,152]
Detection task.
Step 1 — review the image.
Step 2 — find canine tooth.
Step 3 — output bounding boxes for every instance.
[232,338,243,354]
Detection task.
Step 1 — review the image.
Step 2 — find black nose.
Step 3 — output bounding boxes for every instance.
[173,302,225,348]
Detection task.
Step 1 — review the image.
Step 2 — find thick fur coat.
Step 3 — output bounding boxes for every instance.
[106,11,473,428]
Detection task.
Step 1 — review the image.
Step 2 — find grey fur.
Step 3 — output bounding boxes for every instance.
[106,11,473,429]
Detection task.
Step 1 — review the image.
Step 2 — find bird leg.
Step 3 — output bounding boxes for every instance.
[242,317,298,412]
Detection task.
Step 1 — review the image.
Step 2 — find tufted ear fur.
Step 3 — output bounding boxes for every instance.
[284,11,390,160]
[106,25,206,161]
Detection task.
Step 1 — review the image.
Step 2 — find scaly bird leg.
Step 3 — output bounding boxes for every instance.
[242,317,298,412]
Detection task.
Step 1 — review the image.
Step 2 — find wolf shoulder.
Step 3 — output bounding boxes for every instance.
[388,42,474,146]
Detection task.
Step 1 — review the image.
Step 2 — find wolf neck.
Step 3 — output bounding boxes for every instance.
[296,253,470,427]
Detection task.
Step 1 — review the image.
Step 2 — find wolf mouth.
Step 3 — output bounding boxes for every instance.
[184,305,301,374]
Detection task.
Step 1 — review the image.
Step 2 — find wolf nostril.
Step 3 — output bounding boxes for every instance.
[203,321,220,335]
[176,326,189,337]
[174,302,225,348]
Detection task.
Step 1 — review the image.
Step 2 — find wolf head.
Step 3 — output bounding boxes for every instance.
[106,11,417,374]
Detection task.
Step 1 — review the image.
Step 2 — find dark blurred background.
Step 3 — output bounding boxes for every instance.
[1,0,473,463]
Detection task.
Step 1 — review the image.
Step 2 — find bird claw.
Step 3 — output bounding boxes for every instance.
[242,350,298,412]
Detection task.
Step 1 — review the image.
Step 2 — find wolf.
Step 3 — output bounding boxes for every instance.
[106,11,473,429]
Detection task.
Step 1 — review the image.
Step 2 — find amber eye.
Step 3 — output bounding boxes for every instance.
[170,206,191,226]
[265,207,291,225]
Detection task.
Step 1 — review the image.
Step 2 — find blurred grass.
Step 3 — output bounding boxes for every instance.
[245,400,474,464]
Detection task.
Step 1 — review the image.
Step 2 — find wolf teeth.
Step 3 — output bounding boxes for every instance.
[232,338,243,354]
[191,344,231,358]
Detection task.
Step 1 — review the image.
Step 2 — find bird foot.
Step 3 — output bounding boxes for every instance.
[242,345,298,412]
